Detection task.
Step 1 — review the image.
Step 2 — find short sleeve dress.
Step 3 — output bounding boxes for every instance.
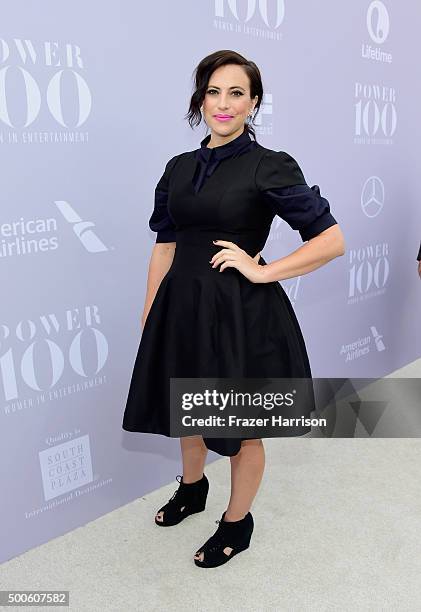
[122,128,338,456]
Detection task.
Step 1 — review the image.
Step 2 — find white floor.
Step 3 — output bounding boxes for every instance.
[1,360,421,612]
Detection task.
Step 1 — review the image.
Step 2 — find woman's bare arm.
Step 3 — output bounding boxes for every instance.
[260,224,345,283]
[142,242,176,327]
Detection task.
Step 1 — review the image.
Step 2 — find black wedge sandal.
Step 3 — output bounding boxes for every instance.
[194,510,254,568]
[154,473,209,527]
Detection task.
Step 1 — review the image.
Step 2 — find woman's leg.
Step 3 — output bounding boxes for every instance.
[194,438,265,561]
[225,439,265,520]
[155,435,208,522]
[180,435,209,482]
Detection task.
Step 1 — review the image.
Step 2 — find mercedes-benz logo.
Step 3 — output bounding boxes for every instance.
[361,176,384,218]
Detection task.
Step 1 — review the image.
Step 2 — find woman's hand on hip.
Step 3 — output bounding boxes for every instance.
[209,240,267,283]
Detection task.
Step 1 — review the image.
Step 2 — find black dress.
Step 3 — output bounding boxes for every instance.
[122,128,337,456]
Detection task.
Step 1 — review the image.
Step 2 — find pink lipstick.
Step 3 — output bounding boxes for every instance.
[214,115,233,122]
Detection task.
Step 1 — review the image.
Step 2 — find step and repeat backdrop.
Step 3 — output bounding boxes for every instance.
[1,1,420,562]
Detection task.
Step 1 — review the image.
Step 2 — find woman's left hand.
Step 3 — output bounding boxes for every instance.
[209,240,266,284]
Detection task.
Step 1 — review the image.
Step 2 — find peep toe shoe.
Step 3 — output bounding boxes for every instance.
[194,510,254,568]
[154,473,209,527]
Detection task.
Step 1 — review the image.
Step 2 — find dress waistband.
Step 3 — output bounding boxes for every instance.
[175,228,265,255]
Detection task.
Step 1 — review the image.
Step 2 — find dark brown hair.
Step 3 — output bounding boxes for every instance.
[185,50,263,141]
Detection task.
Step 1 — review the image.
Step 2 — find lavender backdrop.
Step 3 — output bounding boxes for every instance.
[1,0,420,562]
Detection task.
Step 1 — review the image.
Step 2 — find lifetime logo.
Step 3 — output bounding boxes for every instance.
[367,1,390,45]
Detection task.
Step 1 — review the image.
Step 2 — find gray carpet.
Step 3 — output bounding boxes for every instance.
[1,360,420,612]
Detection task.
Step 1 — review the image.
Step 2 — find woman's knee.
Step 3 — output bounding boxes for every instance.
[180,435,208,453]
[242,438,263,445]
[239,438,263,451]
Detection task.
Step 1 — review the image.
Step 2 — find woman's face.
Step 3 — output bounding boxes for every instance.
[202,64,258,141]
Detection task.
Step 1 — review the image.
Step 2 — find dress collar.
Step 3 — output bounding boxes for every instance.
[197,128,253,162]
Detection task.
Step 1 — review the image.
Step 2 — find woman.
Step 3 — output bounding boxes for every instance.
[122,50,345,568]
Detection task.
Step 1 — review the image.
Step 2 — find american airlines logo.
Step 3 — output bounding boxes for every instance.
[370,325,385,352]
[54,200,109,253]
[339,325,386,362]
[0,201,110,259]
